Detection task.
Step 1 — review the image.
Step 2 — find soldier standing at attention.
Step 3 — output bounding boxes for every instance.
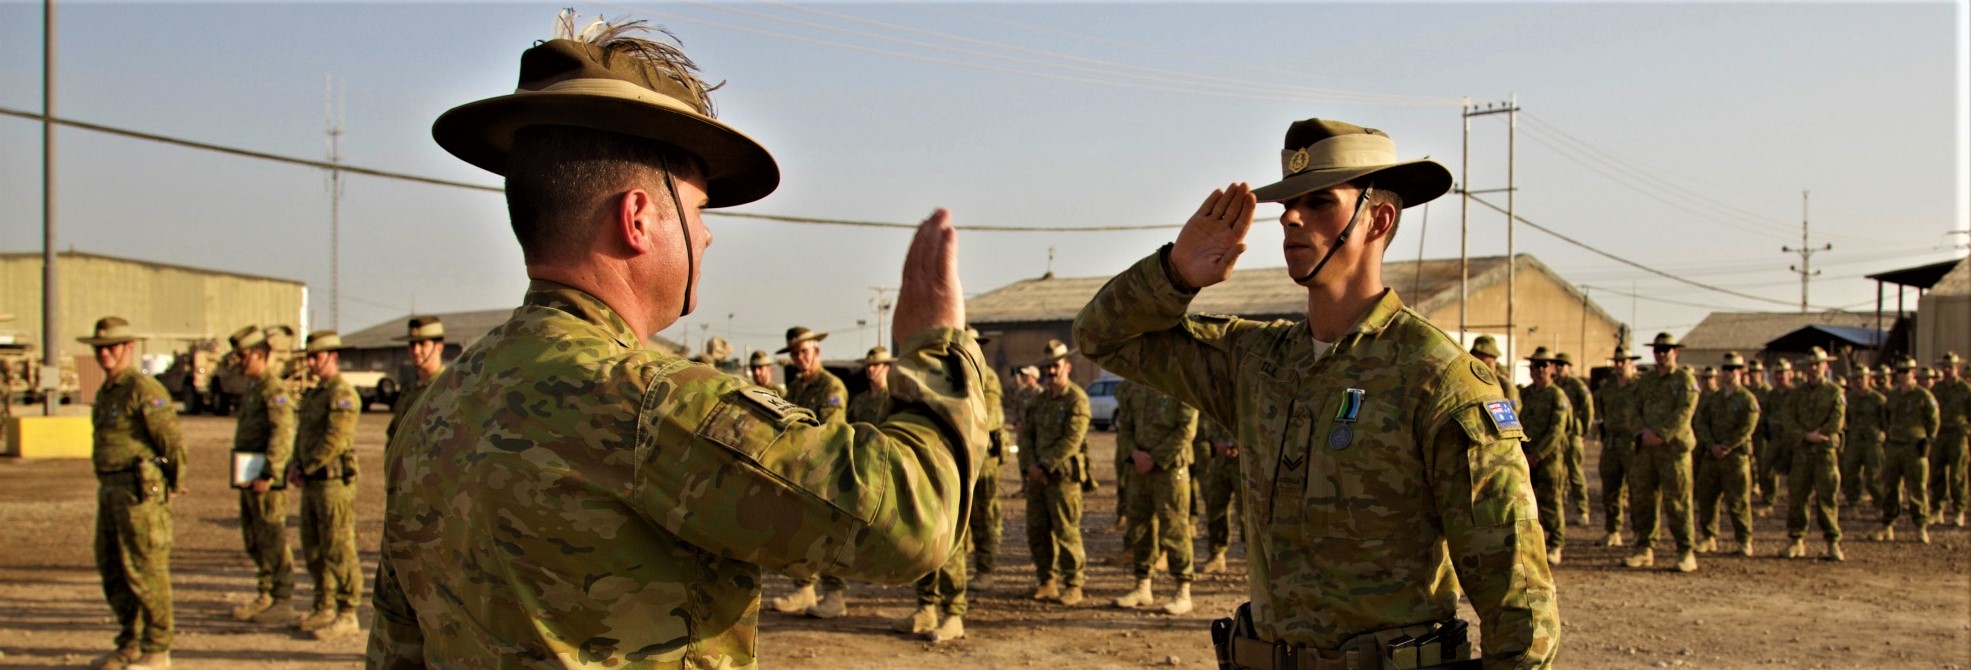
[1745,360,1774,507]
[286,330,363,638]
[1928,352,1970,527]
[1555,352,1595,527]
[1521,347,1574,565]
[1760,360,1799,514]
[1470,335,1520,409]
[1597,345,1644,547]
[82,317,186,670]
[1782,348,1846,561]
[1075,119,1556,667]
[1021,339,1090,607]
[226,325,299,626]
[1623,332,1700,573]
[847,347,895,425]
[367,17,989,667]
[1841,368,1887,511]
[747,349,784,396]
[767,325,854,618]
[1692,352,1759,557]
[1113,382,1200,614]
[895,332,1003,644]
[384,316,445,441]
[967,329,1010,589]
[1872,357,1940,543]
[1110,378,1145,540]
[1699,367,1718,398]
[1197,416,1241,573]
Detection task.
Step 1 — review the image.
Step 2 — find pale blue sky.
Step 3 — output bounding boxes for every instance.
[1,1,1964,360]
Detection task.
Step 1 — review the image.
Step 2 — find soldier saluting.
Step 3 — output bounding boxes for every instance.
[1075,119,1557,668]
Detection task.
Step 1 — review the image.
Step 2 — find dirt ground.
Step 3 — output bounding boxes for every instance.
[2,414,1967,669]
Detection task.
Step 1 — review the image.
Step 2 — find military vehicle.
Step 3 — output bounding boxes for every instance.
[1,341,79,406]
[158,325,315,415]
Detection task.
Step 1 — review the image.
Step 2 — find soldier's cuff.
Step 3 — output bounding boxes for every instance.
[1156,243,1200,295]
[886,326,991,471]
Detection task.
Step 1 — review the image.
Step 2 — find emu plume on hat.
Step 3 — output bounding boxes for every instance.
[432,12,778,208]
[1251,119,1453,207]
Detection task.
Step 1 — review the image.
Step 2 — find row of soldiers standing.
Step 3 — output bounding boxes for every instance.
[1504,329,1970,575]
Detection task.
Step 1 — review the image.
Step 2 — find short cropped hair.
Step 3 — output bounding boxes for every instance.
[504,126,701,265]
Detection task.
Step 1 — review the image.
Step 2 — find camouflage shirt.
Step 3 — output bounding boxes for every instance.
[786,368,848,425]
[92,366,186,490]
[1557,375,1592,442]
[846,387,893,425]
[386,374,437,442]
[1935,378,1971,433]
[1072,251,1556,666]
[232,370,295,480]
[1019,381,1090,478]
[1636,364,1700,451]
[1596,376,1640,446]
[1788,377,1846,451]
[1884,386,1940,443]
[1519,383,1573,464]
[1694,386,1759,456]
[295,373,360,480]
[368,281,989,668]
[1119,381,1199,471]
[1844,388,1886,447]
[1764,384,1797,445]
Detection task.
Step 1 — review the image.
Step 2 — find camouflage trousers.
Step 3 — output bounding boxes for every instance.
[1024,477,1085,587]
[1124,466,1193,582]
[1786,445,1841,541]
[1113,454,1133,525]
[1528,452,1565,552]
[1927,429,1968,516]
[96,478,174,652]
[915,540,970,616]
[1757,438,1792,505]
[238,488,294,599]
[300,478,361,610]
[969,455,1004,575]
[1565,437,1590,520]
[1839,435,1884,507]
[1880,441,1930,528]
[1599,440,1634,535]
[1693,451,1753,543]
[1627,445,1694,553]
[1201,454,1241,555]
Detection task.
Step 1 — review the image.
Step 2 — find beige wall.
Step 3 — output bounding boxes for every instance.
[0,253,306,360]
[1918,294,1971,365]
[1419,268,1625,374]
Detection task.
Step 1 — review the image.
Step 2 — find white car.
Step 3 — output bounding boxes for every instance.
[1086,373,1122,431]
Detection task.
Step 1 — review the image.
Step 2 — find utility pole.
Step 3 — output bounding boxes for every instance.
[1782,190,1830,313]
[41,0,58,417]
[1461,96,1521,363]
[325,76,345,330]
[870,286,897,346]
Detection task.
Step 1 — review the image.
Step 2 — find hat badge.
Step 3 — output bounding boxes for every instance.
[1286,148,1311,174]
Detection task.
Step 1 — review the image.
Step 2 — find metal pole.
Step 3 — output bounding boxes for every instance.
[41,0,58,417]
[1459,99,1470,338]
[1799,191,1809,313]
[1505,95,1518,366]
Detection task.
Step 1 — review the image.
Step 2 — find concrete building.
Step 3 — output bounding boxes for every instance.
[966,254,1624,388]
[1676,311,1881,374]
[0,250,306,361]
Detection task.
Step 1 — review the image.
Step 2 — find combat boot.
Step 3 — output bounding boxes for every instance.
[1029,580,1059,601]
[91,645,140,670]
[125,651,170,670]
[1162,583,1193,616]
[1919,526,1932,544]
[969,570,995,590]
[892,605,937,635]
[1114,579,1155,608]
[925,614,964,643]
[1738,539,1755,557]
[1576,512,1592,527]
[1870,525,1894,542]
[1602,531,1625,548]
[1675,551,1698,573]
[768,584,817,614]
[805,588,847,619]
[1545,546,1563,565]
[1957,512,1966,528]
[1621,549,1653,568]
[251,598,298,625]
[1693,536,1715,554]
[1057,586,1085,606]
[1783,538,1806,558]
[1201,550,1228,574]
[231,593,276,621]
[312,609,360,640]
[297,604,337,632]
[1825,540,1845,562]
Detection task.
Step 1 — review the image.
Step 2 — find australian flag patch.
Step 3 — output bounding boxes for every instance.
[1484,400,1522,431]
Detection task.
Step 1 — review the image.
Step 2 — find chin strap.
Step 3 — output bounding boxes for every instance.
[1291,183,1375,287]
[659,155,695,319]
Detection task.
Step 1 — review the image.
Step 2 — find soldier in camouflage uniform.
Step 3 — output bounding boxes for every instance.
[747,349,784,396]
[384,316,446,441]
[1596,345,1643,546]
[1075,119,1556,667]
[1928,352,1970,527]
[1745,360,1773,506]
[1841,368,1887,510]
[1759,360,1798,512]
[1520,347,1574,564]
[81,317,186,670]
[1197,416,1241,573]
[368,22,990,667]
[767,325,856,618]
[1692,352,1759,557]
[1623,332,1701,573]
[225,325,300,626]
[1470,335,1520,409]
[970,356,1025,585]
[1113,381,1199,614]
[1109,378,1145,540]
[1021,339,1091,606]
[1554,352,1594,527]
[287,330,363,638]
[1872,357,1940,543]
[847,346,895,425]
[1781,348,1846,561]
[895,331,1005,644]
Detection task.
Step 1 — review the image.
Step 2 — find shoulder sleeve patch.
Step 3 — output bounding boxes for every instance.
[1455,402,1526,446]
[1469,360,1497,387]
[1485,399,1523,432]
[697,387,818,461]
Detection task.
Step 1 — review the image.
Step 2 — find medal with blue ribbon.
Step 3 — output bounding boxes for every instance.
[1329,388,1365,450]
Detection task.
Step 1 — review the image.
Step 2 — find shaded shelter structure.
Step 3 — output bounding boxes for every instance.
[1865,257,1969,364]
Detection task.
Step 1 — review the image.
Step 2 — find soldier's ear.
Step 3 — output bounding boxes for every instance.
[617,188,663,255]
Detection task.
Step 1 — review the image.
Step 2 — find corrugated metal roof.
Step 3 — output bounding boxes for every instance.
[966,255,1516,324]
[1930,258,1970,297]
[0,250,304,286]
[341,308,683,354]
[1864,258,1963,290]
[1768,324,1887,348]
[1678,311,1878,351]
